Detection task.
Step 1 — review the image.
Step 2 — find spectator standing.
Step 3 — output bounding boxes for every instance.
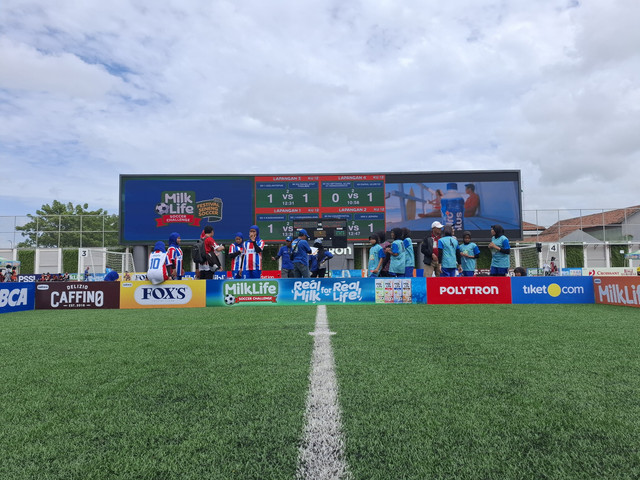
[310,239,334,278]
[488,224,511,276]
[291,229,312,278]
[273,236,294,278]
[228,232,244,279]
[438,225,461,277]
[241,225,265,279]
[200,226,224,280]
[458,231,481,276]
[387,228,406,277]
[403,227,415,277]
[421,221,443,277]
[367,233,384,277]
[84,266,90,281]
[166,232,184,280]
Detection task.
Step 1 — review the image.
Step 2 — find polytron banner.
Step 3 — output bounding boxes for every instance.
[120,171,522,244]
[593,276,640,308]
[0,283,35,314]
[427,277,512,304]
[511,277,594,304]
[35,282,120,309]
[120,280,206,309]
[206,278,427,306]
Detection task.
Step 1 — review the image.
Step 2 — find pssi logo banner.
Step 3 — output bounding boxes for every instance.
[0,283,35,314]
[594,276,640,308]
[207,278,427,306]
[427,277,511,304]
[511,277,594,304]
[35,282,120,309]
[120,280,206,309]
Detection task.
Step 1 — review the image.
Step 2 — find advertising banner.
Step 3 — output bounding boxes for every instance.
[594,276,640,308]
[0,282,35,314]
[120,280,207,309]
[35,282,120,309]
[206,278,427,306]
[427,277,511,304]
[511,277,594,304]
[582,267,636,276]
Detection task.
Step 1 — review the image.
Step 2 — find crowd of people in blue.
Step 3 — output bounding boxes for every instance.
[140,221,513,283]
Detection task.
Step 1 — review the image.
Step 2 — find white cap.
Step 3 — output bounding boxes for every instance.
[431,221,444,229]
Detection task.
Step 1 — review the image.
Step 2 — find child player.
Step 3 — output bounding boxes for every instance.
[241,225,265,279]
[228,232,244,279]
[147,241,171,285]
[368,233,383,277]
[438,225,461,277]
[166,232,184,280]
[458,230,481,276]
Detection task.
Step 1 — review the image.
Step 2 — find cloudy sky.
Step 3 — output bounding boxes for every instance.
[1,0,639,220]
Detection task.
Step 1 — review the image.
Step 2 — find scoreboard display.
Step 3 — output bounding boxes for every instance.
[292,218,348,248]
[255,175,386,242]
[120,171,522,244]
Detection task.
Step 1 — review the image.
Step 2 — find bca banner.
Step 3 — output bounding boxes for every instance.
[206,278,427,306]
[594,276,640,308]
[511,277,594,304]
[427,277,512,304]
[35,282,120,309]
[120,280,206,309]
[0,283,35,314]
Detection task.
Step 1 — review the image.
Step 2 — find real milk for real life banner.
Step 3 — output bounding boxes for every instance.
[207,278,427,306]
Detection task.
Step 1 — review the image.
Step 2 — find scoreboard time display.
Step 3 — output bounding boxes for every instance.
[255,175,385,241]
[120,171,522,244]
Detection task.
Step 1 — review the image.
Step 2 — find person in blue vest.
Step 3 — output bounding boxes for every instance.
[367,233,384,277]
[402,227,415,277]
[438,225,461,277]
[291,229,312,278]
[488,224,510,276]
[272,236,294,278]
[458,231,481,276]
[386,228,406,277]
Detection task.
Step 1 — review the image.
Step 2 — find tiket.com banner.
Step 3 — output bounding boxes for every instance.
[511,277,594,304]
[206,278,427,306]
[120,280,206,309]
[0,283,35,314]
[594,276,640,308]
[35,282,120,309]
[427,277,512,304]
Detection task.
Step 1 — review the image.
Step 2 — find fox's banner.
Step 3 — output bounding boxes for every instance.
[207,278,427,306]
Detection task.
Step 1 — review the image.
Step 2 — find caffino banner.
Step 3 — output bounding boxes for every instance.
[35,281,120,309]
[206,278,427,306]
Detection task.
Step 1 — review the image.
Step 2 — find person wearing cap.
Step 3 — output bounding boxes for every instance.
[228,232,244,279]
[310,238,334,278]
[272,236,295,278]
[291,229,312,278]
[421,221,443,277]
[464,184,480,217]
[458,231,481,276]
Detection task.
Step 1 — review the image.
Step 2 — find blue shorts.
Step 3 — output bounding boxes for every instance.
[404,267,414,277]
[490,266,509,276]
[242,270,261,279]
[461,270,475,277]
[440,267,457,277]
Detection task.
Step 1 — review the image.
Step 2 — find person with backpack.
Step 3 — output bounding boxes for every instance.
[198,226,224,279]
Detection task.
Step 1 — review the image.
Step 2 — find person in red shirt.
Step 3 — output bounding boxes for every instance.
[200,225,224,280]
[464,184,480,217]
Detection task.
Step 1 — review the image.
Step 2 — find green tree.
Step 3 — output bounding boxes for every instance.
[16,201,119,248]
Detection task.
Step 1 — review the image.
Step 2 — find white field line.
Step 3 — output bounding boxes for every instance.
[296,305,351,480]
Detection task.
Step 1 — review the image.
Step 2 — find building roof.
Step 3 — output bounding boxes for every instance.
[522,206,640,243]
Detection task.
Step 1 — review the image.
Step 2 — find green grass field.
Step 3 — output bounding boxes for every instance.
[1,304,639,479]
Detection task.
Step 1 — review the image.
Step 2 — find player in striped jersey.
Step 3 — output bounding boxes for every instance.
[228,232,244,279]
[240,225,265,279]
[166,232,184,280]
[147,241,171,285]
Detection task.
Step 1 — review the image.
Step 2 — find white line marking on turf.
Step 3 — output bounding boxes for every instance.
[297,305,351,480]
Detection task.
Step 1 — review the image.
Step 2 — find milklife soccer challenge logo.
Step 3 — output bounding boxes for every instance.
[223,281,280,305]
[154,191,223,227]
